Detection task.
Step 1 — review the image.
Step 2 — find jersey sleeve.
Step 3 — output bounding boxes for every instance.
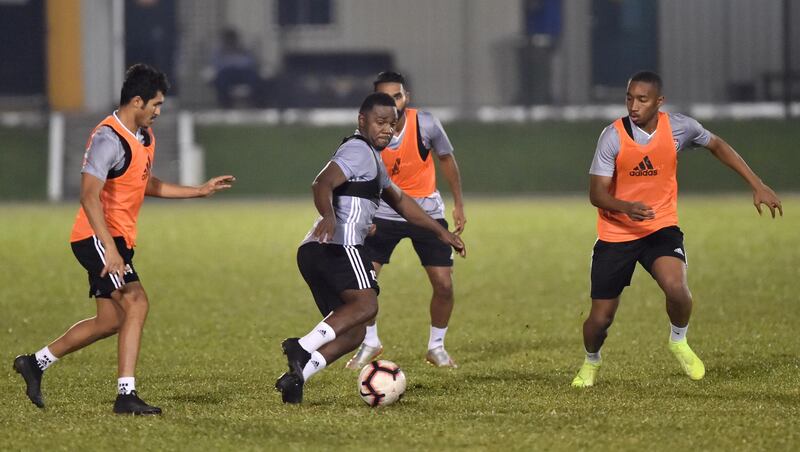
[589,125,620,177]
[670,113,712,151]
[81,127,125,181]
[418,111,454,157]
[331,140,374,181]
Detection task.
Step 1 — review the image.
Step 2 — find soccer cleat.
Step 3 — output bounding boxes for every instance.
[425,346,458,368]
[571,358,602,388]
[344,343,383,370]
[276,338,310,404]
[669,339,705,380]
[281,337,311,374]
[274,371,304,404]
[113,391,162,415]
[13,354,45,408]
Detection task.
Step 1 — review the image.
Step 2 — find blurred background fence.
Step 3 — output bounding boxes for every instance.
[1,0,798,200]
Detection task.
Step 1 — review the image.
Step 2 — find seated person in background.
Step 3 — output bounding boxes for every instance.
[207,28,262,108]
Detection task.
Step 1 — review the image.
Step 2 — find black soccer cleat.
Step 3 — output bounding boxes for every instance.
[13,354,44,408]
[281,337,311,375]
[274,371,304,404]
[113,391,162,415]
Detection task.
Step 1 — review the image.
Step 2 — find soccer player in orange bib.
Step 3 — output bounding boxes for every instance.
[571,71,782,387]
[345,72,466,369]
[13,64,235,414]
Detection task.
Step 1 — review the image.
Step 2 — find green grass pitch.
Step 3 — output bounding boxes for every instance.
[1,197,798,450]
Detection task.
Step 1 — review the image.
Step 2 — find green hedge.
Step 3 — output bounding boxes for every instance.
[198,120,800,196]
[0,127,47,200]
[2,120,797,200]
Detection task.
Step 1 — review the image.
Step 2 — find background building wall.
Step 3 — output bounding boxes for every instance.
[172,0,796,108]
[659,0,787,105]
[0,0,797,111]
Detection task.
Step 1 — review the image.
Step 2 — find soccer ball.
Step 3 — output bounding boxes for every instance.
[358,360,407,407]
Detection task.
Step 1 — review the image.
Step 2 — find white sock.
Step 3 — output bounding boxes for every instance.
[428,326,448,351]
[298,321,336,353]
[34,346,58,371]
[302,351,327,381]
[585,349,602,364]
[670,323,689,342]
[118,377,136,395]
[363,324,381,348]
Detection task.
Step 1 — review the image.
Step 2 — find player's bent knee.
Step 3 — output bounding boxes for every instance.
[588,310,615,329]
[120,289,149,312]
[597,315,615,330]
[662,280,690,300]
[432,280,454,299]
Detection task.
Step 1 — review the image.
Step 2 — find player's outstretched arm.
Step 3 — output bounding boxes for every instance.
[437,153,466,234]
[705,135,783,218]
[382,183,465,257]
[145,175,235,198]
[589,175,655,222]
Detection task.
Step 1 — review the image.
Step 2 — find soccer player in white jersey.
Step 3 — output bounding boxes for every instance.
[274,93,466,404]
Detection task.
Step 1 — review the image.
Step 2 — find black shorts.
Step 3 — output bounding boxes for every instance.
[297,242,379,316]
[71,236,139,298]
[364,218,453,267]
[590,226,687,299]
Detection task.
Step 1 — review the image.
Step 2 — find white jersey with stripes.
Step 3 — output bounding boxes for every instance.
[301,135,392,246]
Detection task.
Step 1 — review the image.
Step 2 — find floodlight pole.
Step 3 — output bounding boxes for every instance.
[782,0,792,119]
[112,0,125,99]
[47,112,65,202]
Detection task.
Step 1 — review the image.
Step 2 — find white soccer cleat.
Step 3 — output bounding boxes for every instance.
[426,346,458,368]
[344,343,383,370]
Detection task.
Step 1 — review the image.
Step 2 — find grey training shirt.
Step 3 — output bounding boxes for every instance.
[302,136,393,246]
[375,110,454,221]
[81,112,146,180]
[589,113,712,177]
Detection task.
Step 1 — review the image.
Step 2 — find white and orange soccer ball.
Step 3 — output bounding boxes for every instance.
[358,360,407,407]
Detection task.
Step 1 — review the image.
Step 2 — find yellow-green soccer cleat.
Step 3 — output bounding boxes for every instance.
[344,343,383,370]
[571,358,602,388]
[668,339,705,380]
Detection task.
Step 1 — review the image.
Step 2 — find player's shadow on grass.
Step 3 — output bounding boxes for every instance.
[712,353,796,379]
[665,387,798,406]
[99,391,226,405]
[460,368,568,386]
[457,337,572,362]
[165,391,226,405]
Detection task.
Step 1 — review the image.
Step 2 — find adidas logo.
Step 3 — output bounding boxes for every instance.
[311,360,320,369]
[674,248,684,256]
[629,156,658,176]
[317,329,327,337]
